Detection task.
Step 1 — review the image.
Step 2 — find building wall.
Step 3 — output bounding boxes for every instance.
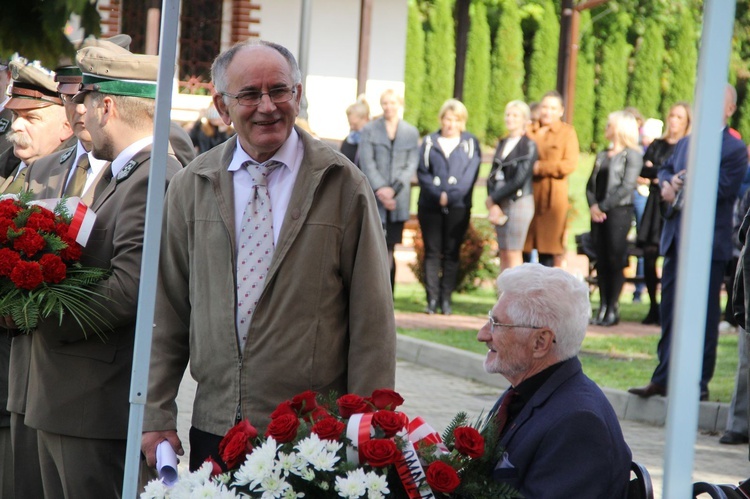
[258,0,408,140]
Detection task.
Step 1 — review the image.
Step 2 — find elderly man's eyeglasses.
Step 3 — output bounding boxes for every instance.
[486,313,543,334]
[221,87,296,107]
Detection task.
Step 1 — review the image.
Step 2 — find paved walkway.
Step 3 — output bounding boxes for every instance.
[173,360,749,499]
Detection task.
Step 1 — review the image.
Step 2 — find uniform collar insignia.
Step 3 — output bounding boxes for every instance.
[59,148,75,163]
[0,118,8,133]
[116,159,139,183]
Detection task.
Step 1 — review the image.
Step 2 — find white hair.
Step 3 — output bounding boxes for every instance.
[496,264,590,360]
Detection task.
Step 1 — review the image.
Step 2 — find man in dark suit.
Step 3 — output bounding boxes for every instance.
[3,45,181,498]
[480,263,631,498]
[0,59,75,499]
[629,85,748,401]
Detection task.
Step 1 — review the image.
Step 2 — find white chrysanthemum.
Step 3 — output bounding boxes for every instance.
[190,481,238,498]
[281,487,306,499]
[276,451,300,477]
[297,467,316,481]
[257,470,291,498]
[233,438,280,487]
[364,471,389,498]
[139,478,168,499]
[306,449,339,472]
[334,474,367,498]
[324,440,343,454]
[295,434,326,460]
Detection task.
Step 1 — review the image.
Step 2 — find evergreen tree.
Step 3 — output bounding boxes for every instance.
[737,78,750,140]
[661,9,697,117]
[419,0,456,134]
[594,16,632,149]
[463,1,491,143]
[627,19,665,120]
[526,0,559,103]
[404,0,426,127]
[487,0,525,141]
[573,10,596,152]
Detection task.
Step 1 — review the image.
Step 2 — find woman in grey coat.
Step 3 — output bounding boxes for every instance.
[359,89,420,291]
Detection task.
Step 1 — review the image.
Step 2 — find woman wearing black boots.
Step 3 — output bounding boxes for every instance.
[636,102,692,325]
[416,99,481,315]
[586,111,643,326]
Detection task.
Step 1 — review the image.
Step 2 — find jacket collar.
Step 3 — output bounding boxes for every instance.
[498,356,582,447]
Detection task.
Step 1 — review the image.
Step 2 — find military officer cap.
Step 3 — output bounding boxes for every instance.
[6,60,62,110]
[75,46,159,100]
[57,34,134,96]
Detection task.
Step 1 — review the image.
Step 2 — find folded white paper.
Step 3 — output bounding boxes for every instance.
[156,440,178,486]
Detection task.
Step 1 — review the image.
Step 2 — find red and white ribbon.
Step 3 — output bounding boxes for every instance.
[407,417,449,455]
[34,197,97,247]
[345,412,374,465]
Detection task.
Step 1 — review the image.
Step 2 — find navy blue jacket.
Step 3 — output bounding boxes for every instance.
[416,131,481,211]
[658,129,747,260]
[493,357,632,498]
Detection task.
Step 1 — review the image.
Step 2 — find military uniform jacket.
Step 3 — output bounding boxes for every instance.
[22,146,181,439]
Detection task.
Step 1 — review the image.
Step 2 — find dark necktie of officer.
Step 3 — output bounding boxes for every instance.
[495,389,519,436]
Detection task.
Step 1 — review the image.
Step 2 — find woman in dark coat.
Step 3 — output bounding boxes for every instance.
[636,102,692,324]
[416,99,481,315]
[486,100,538,271]
[587,110,643,326]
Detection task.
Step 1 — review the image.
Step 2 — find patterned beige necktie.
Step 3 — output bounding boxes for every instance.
[236,160,283,350]
[64,154,91,197]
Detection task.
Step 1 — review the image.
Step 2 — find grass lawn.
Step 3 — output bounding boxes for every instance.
[394,282,739,403]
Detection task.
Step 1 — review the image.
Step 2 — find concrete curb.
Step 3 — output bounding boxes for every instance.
[396,335,729,432]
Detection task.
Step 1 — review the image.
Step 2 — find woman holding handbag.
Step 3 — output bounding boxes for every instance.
[416,99,481,315]
[486,100,538,271]
[586,110,643,326]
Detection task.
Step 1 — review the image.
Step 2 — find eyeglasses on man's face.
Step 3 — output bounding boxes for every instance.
[486,312,543,335]
[221,87,296,107]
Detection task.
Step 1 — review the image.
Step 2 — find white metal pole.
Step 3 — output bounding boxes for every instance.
[662,1,736,497]
[121,0,180,496]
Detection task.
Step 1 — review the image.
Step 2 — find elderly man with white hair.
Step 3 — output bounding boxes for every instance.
[479,263,631,498]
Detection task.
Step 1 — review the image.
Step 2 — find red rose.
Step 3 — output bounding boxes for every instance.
[309,406,331,422]
[265,413,300,443]
[337,394,370,418]
[58,237,82,262]
[0,199,20,219]
[218,419,258,469]
[311,416,346,441]
[26,212,56,233]
[39,254,67,284]
[425,461,460,493]
[453,426,485,459]
[291,390,318,415]
[270,400,296,419]
[359,438,400,467]
[372,410,407,438]
[0,218,16,244]
[369,389,404,410]
[0,248,21,277]
[13,229,46,257]
[10,260,43,290]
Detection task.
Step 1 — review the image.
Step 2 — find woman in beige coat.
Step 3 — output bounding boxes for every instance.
[523,91,579,267]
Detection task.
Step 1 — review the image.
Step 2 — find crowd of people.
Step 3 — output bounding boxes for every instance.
[0,31,747,497]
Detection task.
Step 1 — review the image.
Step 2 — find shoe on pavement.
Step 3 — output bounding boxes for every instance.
[628,382,666,398]
[719,431,749,445]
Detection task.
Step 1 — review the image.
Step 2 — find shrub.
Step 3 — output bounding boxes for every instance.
[627,18,665,121]
[404,0,425,127]
[486,0,525,141]
[463,1,491,144]
[525,0,559,103]
[418,0,455,134]
[409,218,499,293]
[573,10,596,152]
